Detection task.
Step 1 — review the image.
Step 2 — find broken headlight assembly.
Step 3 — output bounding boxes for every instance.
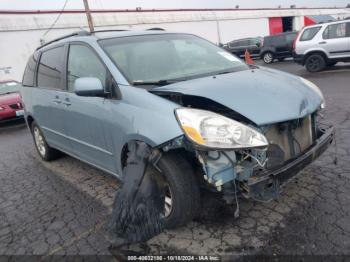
[175,108,268,149]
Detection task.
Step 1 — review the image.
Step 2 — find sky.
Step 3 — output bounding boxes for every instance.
[0,0,349,10]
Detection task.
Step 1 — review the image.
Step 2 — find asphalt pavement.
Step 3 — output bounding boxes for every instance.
[0,61,350,258]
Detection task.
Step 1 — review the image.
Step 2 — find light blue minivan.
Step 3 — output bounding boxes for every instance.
[21,30,334,228]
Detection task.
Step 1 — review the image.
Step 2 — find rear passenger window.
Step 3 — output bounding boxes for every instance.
[67,45,107,92]
[228,41,238,48]
[22,52,39,87]
[239,40,250,46]
[323,23,346,39]
[271,36,284,46]
[300,27,321,41]
[37,46,65,89]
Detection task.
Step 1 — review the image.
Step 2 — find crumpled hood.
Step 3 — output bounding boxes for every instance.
[0,92,21,106]
[153,67,323,126]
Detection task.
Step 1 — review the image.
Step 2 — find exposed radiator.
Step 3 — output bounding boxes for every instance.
[264,115,314,169]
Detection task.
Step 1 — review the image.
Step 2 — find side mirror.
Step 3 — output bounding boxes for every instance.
[74,77,105,97]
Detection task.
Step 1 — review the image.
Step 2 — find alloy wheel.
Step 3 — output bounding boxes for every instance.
[307,57,321,72]
[263,53,273,63]
[163,183,173,218]
[33,127,46,157]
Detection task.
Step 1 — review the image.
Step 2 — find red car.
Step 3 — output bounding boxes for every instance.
[0,80,24,122]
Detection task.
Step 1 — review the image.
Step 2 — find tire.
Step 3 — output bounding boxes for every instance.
[150,151,200,229]
[31,121,61,161]
[262,52,274,64]
[305,54,326,72]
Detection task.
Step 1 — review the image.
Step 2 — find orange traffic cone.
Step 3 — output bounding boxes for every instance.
[244,49,254,65]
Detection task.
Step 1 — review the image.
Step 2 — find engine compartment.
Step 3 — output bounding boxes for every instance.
[154,92,327,204]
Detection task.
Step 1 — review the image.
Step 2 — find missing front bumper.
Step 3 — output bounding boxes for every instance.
[244,126,334,202]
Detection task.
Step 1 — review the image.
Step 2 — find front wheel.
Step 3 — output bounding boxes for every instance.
[305,54,326,72]
[31,121,61,161]
[150,151,200,229]
[262,52,274,64]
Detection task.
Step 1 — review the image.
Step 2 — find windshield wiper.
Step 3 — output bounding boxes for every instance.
[248,64,259,69]
[215,70,236,75]
[132,79,184,86]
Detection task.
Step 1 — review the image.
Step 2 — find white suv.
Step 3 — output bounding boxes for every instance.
[294,20,350,72]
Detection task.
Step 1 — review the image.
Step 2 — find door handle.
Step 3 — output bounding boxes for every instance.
[62,98,71,107]
[319,41,327,44]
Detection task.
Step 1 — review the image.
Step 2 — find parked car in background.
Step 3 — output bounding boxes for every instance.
[260,31,298,63]
[222,37,262,58]
[22,30,333,228]
[0,80,24,123]
[294,20,350,72]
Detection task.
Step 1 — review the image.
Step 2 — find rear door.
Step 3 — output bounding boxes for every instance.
[322,22,350,58]
[273,35,289,56]
[63,43,117,173]
[228,40,245,57]
[248,38,261,57]
[33,45,72,152]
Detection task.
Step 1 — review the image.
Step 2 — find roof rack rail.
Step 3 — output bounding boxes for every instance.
[91,29,129,34]
[147,27,165,31]
[37,30,90,50]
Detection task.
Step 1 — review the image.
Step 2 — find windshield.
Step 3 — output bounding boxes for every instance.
[0,81,21,95]
[99,33,248,85]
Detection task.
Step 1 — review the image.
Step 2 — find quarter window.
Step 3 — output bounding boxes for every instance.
[249,38,261,46]
[323,23,346,39]
[22,52,39,87]
[37,46,65,89]
[67,45,107,92]
[228,41,238,48]
[300,27,321,41]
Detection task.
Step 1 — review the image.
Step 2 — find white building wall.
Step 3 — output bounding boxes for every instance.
[0,8,349,81]
[218,18,269,43]
[293,16,305,31]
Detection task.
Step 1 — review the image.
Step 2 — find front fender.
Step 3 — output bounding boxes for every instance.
[110,85,184,174]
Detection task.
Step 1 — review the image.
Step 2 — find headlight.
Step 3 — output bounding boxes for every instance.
[175,108,268,149]
[0,106,5,111]
[300,77,325,108]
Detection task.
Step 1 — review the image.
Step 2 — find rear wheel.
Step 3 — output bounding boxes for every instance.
[263,52,274,64]
[31,121,61,161]
[150,151,200,229]
[305,54,326,72]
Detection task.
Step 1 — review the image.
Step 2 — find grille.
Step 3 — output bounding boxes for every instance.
[9,103,22,110]
[264,115,314,169]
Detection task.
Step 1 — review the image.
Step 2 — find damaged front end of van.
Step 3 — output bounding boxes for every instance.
[151,68,334,203]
